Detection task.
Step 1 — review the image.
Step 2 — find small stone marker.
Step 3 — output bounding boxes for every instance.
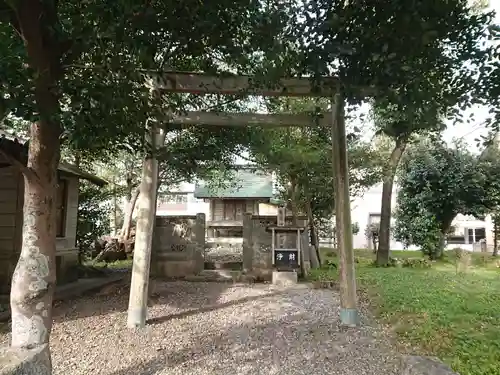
[272,270,298,286]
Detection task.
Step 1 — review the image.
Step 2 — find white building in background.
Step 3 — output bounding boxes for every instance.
[351,183,492,252]
[156,181,209,217]
[154,179,493,252]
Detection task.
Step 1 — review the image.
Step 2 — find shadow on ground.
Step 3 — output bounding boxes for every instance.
[105,311,401,375]
[146,291,284,325]
[52,279,234,323]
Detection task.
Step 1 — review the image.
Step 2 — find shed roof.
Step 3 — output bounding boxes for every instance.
[0,130,107,186]
[194,168,274,199]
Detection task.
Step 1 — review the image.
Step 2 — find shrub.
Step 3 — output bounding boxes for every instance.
[381,257,432,268]
[401,257,432,268]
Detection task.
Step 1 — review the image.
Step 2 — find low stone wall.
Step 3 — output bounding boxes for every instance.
[151,214,205,278]
[152,212,312,280]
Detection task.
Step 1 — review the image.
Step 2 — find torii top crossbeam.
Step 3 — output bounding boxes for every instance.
[145,70,342,97]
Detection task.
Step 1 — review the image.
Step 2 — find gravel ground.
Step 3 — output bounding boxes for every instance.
[0,280,402,375]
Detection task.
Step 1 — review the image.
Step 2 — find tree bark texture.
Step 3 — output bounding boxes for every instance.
[376,137,407,266]
[305,200,321,267]
[9,0,64,354]
[127,125,163,328]
[494,217,499,257]
[121,187,140,240]
[289,175,299,226]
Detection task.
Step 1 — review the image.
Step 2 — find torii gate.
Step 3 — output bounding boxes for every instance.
[128,71,359,328]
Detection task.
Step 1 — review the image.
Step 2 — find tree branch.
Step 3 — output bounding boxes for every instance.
[0,147,41,185]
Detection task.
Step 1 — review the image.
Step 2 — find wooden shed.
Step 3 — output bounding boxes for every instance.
[0,132,107,293]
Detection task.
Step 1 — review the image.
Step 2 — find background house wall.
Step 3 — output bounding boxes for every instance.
[156,182,209,217]
[350,183,492,251]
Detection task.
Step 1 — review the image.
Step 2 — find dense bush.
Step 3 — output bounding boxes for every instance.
[388,257,432,268]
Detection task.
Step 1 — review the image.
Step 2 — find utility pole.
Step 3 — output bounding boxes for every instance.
[331,91,358,327]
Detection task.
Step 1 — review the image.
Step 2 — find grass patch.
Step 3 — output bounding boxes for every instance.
[311,249,500,375]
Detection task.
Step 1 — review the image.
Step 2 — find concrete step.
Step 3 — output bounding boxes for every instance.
[185,270,256,283]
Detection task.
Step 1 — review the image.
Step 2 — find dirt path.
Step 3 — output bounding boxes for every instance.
[1,281,402,374]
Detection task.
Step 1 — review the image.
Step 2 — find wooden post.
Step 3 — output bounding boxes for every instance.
[331,91,358,327]
[127,122,160,328]
[242,212,253,272]
[277,206,286,249]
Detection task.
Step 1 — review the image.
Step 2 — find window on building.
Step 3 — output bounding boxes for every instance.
[175,194,188,204]
[55,179,67,238]
[467,228,486,244]
[447,235,466,244]
[368,213,381,225]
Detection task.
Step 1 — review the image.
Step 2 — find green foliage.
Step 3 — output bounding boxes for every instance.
[248,98,383,224]
[296,0,493,107]
[76,181,112,257]
[394,138,500,258]
[310,249,500,375]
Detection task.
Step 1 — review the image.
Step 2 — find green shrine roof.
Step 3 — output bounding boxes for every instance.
[194,168,275,199]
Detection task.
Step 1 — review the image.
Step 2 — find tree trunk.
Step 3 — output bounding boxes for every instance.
[9,1,64,363]
[376,137,408,266]
[305,200,321,267]
[372,236,378,254]
[492,214,499,257]
[289,175,299,226]
[121,187,140,240]
[434,218,454,259]
[11,122,60,351]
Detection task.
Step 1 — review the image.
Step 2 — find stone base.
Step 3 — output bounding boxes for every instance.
[152,259,198,278]
[301,260,311,277]
[0,345,51,375]
[340,308,359,327]
[56,250,80,285]
[272,271,298,286]
[400,355,458,375]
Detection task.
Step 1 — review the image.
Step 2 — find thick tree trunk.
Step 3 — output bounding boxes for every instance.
[121,187,140,240]
[9,1,64,361]
[376,137,408,266]
[10,123,60,350]
[434,218,454,260]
